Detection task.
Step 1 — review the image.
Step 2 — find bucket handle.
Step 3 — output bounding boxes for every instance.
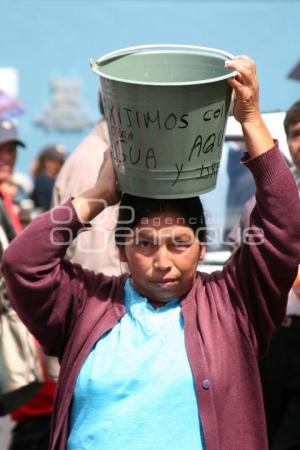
[90,44,236,72]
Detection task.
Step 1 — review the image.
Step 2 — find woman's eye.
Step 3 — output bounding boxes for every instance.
[172,240,190,248]
[137,240,152,248]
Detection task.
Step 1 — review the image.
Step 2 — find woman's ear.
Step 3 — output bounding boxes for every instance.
[198,244,207,262]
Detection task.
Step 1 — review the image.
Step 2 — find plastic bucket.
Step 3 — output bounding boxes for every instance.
[91,44,236,198]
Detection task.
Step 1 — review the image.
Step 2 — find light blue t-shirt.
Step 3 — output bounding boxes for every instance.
[67,279,205,450]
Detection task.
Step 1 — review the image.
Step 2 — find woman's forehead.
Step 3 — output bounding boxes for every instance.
[137,210,188,227]
[134,212,194,237]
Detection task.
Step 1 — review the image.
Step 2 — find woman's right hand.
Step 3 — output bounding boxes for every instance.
[72,148,120,223]
[93,148,120,207]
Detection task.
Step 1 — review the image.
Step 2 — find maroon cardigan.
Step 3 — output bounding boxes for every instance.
[3,145,300,450]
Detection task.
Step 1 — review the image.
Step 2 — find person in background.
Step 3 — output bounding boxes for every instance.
[32,144,66,212]
[284,100,300,187]
[0,119,56,450]
[52,96,124,275]
[226,100,300,450]
[1,172,34,228]
[2,56,300,450]
[0,120,25,235]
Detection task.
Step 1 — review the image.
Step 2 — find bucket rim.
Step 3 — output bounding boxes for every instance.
[90,44,238,86]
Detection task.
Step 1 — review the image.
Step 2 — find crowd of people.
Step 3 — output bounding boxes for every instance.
[0,55,299,450]
[0,120,66,450]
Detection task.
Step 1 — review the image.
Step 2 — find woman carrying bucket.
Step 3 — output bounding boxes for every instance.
[2,56,300,450]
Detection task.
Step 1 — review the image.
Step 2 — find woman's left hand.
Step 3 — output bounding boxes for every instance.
[225,55,274,157]
[225,55,260,125]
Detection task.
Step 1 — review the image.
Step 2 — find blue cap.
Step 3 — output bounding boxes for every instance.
[0,119,26,148]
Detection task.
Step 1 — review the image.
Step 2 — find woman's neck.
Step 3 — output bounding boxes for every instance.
[147,299,170,309]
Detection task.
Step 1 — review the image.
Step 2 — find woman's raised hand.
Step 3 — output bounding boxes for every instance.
[94,148,120,207]
[225,55,274,157]
[225,55,260,125]
[72,148,120,223]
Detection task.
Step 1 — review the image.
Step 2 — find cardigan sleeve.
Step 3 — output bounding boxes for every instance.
[1,199,107,356]
[223,143,300,358]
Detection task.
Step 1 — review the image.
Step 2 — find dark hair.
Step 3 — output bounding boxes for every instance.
[284,100,300,135]
[115,193,207,247]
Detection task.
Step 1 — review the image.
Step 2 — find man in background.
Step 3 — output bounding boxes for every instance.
[0,119,25,235]
[284,100,300,186]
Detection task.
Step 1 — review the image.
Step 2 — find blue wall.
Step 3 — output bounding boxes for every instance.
[1,0,300,174]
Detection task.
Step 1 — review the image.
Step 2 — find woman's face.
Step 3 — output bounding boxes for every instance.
[44,159,64,177]
[120,209,206,303]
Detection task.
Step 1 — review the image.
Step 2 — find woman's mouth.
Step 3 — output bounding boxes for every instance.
[152,278,178,288]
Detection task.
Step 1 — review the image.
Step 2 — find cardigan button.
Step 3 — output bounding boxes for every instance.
[202,379,210,390]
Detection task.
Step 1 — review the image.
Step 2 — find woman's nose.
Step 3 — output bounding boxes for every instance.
[153,246,172,270]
